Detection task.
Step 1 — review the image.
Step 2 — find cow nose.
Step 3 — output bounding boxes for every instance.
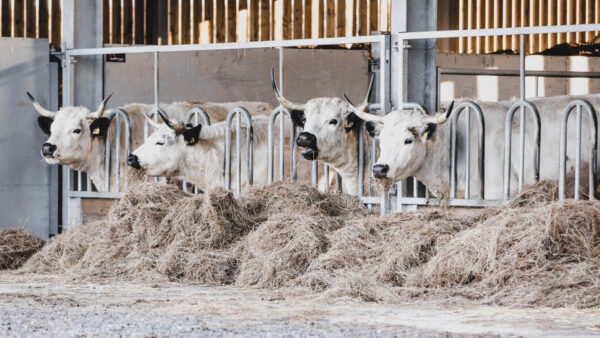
[41,143,56,157]
[372,164,389,179]
[127,154,141,169]
[296,132,316,148]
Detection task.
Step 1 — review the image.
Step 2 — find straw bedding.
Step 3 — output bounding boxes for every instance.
[0,229,45,270]
[20,178,600,308]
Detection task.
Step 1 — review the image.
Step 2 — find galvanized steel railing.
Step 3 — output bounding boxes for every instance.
[267,106,297,183]
[503,100,541,200]
[559,100,598,200]
[224,107,253,196]
[103,108,132,193]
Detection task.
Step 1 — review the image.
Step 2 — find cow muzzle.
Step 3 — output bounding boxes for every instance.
[127,154,141,169]
[372,164,390,179]
[41,143,57,158]
[296,132,319,160]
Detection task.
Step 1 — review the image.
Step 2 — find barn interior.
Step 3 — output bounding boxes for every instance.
[1,1,600,336]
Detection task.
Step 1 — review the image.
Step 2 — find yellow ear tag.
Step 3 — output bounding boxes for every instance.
[346,121,354,129]
[92,127,100,135]
[421,131,429,142]
[188,137,195,144]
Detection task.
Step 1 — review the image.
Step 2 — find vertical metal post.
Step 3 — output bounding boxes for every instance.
[279,111,285,179]
[323,164,329,193]
[115,113,121,192]
[518,34,527,191]
[154,52,159,108]
[311,161,318,188]
[380,34,390,215]
[464,107,471,199]
[575,104,582,199]
[358,126,365,196]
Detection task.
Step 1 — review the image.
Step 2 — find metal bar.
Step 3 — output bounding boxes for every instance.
[66,35,387,56]
[104,122,111,192]
[153,52,159,108]
[397,24,600,40]
[77,170,82,192]
[184,108,211,125]
[311,161,318,188]
[323,164,329,193]
[115,113,121,192]
[358,124,365,196]
[396,197,504,208]
[224,107,253,195]
[440,68,600,79]
[236,113,241,195]
[465,107,471,199]
[279,108,284,180]
[575,104,582,200]
[67,191,125,199]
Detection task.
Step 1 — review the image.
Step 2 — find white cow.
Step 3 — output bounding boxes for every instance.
[347,94,600,200]
[270,70,374,195]
[128,111,310,191]
[27,92,271,191]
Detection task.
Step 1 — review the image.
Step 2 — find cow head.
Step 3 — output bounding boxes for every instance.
[270,69,373,163]
[27,92,113,166]
[127,111,202,177]
[345,100,454,182]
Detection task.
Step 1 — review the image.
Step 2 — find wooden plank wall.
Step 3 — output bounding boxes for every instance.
[452,0,600,54]
[1,0,598,54]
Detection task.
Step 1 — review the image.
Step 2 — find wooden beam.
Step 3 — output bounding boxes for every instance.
[123,0,133,44]
[585,0,593,42]
[38,0,49,38]
[539,0,547,51]
[25,0,35,37]
[238,0,248,42]
[282,0,291,39]
[13,0,24,37]
[1,0,10,37]
[50,0,61,47]
[134,0,144,44]
[337,0,346,37]
[368,0,376,34]
[304,0,311,38]
[168,0,178,44]
[216,0,225,42]
[102,0,110,44]
[203,0,213,43]
[357,0,366,36]
[249,0,259,41]
[111,0,122,44]
[511,0,519,51]
[529,0,537,53]
[192,0,202,43]
[293,0,302,39]
[325,0,334,37]
[226,0,236,42]
[259,0,269,40]
[181,0,191,44]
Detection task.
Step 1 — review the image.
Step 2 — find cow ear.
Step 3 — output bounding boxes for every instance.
[365,121,382,138]
[183,124,202,145]
[420,123,437,141]
[290,109,305,128]
[89,117,111,137]
[345,112,362,132]
[37,116,53,135]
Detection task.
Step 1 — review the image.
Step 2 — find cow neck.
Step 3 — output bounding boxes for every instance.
[179,140,224,191]
[78,137,108,191]
[412,122,452,199]
[327,128,361,195]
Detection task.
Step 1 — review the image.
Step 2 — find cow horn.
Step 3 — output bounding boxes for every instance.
[26,92,56,118]
[270,68,305,111]
[88,93,113,119]
[343,74,383,123]
[157,110,184,134]
[425,100,455,124]
[144,112,162,129]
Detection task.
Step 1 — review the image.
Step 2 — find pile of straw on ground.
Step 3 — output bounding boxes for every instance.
[0,229,45,270]
[22,179,600,308]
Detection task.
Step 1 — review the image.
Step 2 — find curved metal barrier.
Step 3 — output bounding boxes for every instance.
[450,101,485,200]
[503,100,541,200]
[185,107,211,126]
[559,100,598,200]
[103,108,132,193]
[224,107,253,196]
[267,106,297,183]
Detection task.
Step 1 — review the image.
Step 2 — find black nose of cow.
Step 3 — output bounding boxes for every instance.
[41,143,56,157]
[296,132,317,148]
[372,164,389,179]
[127,154,141,169]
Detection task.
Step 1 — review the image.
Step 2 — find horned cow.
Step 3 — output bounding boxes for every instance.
[27,92,272,191]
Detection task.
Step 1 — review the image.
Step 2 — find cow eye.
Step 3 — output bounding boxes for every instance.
[329,119,338,125]
[155,142,164,146]
[73,128,81,134]
[404,139,413,145]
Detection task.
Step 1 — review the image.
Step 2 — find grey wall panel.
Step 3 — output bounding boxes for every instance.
[104,48,369,110]
[0,38,50,239]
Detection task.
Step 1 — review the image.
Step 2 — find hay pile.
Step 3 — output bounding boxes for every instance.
[0,228,45,270]
[22,179,600,308]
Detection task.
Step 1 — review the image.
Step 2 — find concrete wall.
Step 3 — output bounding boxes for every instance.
[0,38,51,239]
[104,48,370,109]
[438,53,600,103]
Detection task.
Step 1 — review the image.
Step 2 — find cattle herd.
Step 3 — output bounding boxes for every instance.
[26,71,600,202]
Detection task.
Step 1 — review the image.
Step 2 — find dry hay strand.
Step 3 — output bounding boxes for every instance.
[0,229,45,270]
[238,181,367,221]
[410,199,600,308]
[300,209,474,301]
[236,213,345,288]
